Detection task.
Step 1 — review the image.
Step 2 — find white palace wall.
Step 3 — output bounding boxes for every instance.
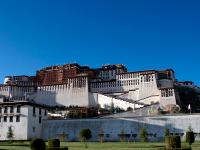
[33,77,90,107]
[0,85,35,98]
[90,72,164,106]
[0,70,178,109]
[0,106,28,140]
[91,93,143,110]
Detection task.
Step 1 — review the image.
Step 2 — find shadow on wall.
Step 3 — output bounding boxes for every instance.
[34,86,89,107]
[41,116,194,142]
[32,90,57,106]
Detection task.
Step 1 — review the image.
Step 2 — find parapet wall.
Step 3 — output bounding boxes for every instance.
[42,114,200,141]
[33,77,90,107]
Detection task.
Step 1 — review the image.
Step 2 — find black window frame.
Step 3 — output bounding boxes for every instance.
[44,110,47,116]
[39,108,42,115]
[10,106,14,113]
[39,117,42,124]
[16,106,21,113]
[3,116,7,122]
[16,115,20,122]
[4,106,8,113]
[33,107,36,116]
[10,116,13,122]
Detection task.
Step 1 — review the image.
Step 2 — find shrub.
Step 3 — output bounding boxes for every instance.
[186,131,195,145]
[79,129,92,148]
[132,134,137,142]
[157,147,191,150]
[164,128,170,136]
[79,129,92,141]
[139,128,148,142]
[181,147,192,150]
[46,147,68,150]
[98,134,105,143]
[126,107,133,111]
[48,139,60,148]
[165,136,181,149]
[118,130,126,142]
[186,126,195,146]
[98,128,104,143]
[30,138,46,150]
[7,126,14,142]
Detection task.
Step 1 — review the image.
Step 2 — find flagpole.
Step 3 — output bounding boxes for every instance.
[188,104,191,115]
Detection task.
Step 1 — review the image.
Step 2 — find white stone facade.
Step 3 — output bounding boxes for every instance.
[0,68,181,111]
[42,114,200,141]
[0,102,48,141]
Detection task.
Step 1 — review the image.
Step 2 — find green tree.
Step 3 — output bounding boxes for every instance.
[98,128,105,143]
[164,128,170,136]
[79,129,92,148]
[165,136,181,149]
[132,134,137,142]
[118,129,126,142]
[126,107,133,111]
[110,102,115,113]
[139,128,148,142]
[186,126,195,146]
[59,132,68,142]
[30,138,46,150]
[7,126,14,142]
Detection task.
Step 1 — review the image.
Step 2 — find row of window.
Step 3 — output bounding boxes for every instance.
[99,69,125,79]
[0,115,20,122]
[29,107,44,124]
[0,106,21,114]
[10,87,33,92]
[0,86,9,91]
[33,107,45,124]
[15,81,35,86]
[161,89,174,97]
[0,87,33,92]
[117,73,139,79]
[141,75,154,82]
[91,80,140,88]
[38,80,87,91]
[13,76,29,81]
[33,107,47,117]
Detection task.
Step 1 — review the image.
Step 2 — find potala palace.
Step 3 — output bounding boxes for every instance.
[0,63,200,141]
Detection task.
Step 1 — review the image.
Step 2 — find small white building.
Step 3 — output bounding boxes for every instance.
[0,101,48,141]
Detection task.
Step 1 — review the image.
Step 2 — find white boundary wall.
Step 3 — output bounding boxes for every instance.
[42,114,200,141]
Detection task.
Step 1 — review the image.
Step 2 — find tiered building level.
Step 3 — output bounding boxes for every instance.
[0,63,200,112]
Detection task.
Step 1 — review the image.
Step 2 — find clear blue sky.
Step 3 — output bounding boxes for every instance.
[0,0,199,85]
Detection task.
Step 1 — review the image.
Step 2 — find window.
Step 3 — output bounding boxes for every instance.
[4,116,7,122]
[33,107,36,116]
[10,116,13,122]
[39,117,42,124]
[4,106,8,113]
[144,75,151,82]
[16,116,20,122]
[17,106,21,113]
[0,107,2,113]
[0,117,1,122]
[10,106,14,113]
[44,110,47,116]
[161,89,174,97]
[165,90,169,97]
[106,134,110,138]
[39,108,41,115]
[32,127,36,133]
